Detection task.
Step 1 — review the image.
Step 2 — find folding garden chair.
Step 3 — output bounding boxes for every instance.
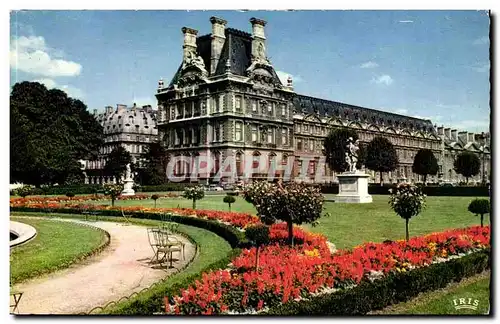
[10,289,23,314]
[121,208,132,224]
[147,227,162,264]
[156,230,182,268]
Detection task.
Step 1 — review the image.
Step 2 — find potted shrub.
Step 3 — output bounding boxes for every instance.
[468,199,490,227]
[182,186,205,209]
[388,183,426,241]
[223,195,236,212]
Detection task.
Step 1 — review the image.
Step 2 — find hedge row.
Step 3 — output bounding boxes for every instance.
[320,184,489,197]
[265,249,490,315]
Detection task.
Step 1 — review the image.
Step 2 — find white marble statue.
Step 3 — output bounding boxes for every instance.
[125,163,133,180]
[346,137,360,173]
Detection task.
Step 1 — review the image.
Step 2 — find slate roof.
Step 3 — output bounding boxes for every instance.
[292,94,436,133]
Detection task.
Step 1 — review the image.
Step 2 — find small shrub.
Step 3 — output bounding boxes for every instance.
[244,224,270,269]
[388,183,426,241]
[223,195,236,211]
[16,185,33,198]
[66,192,75,198]
[182,186,205,209]
[151,194,160,208]
[103,183,123,207]
[468,199,490,227]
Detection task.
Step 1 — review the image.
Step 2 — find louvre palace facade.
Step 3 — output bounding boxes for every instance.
[153,17,490,185]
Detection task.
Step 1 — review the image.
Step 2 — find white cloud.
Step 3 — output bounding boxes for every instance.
[412,115,442,122]
[10,35,82,77]
[360,61,379,69]
[33,78,84,99]
[371,74,393,86]
[398,20,414,23]
[473,36,489,45]
[471,62,490,73]
[276,70,303,85]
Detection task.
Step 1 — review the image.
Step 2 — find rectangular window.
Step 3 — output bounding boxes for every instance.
[252,100,257,112]
[268,103,272,115]
[297,139,302,151]
[235,122,242,141]
[304,124,309,133]
[281,104,286,116]
[282,128,287,145]
[251,125,258,142]
[310,140,314,152]
[235,96,242,112]
[267,129,273,143]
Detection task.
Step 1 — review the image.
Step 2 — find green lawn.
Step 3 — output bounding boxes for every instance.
[94,194,487,249]
[371,272,491,315]
[10,216,108,285]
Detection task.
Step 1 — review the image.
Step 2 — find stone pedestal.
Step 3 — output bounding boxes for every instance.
[336,172,373,203]
[121,179,135,196]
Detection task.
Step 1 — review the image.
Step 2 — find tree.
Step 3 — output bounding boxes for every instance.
[223,195,236,211]
[151,194,160,208]
[412,149,439,185]
[468,199,490,227]
[388,183,426,241]
[365,136,399,185]
[104,146,133,180]
[323,128,360,173]
[243,181,325,245]
[245,224,270,269]
[182,186,205,209]
[454,152,480,184]
[103,183,122,207]
[10,81,103,187]
[139,142,169,185]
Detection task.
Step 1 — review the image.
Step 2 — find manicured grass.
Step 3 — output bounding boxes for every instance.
[10,216,108,285]
[371,272,491,315]
[10,212,232,314]
[91,194,487,249]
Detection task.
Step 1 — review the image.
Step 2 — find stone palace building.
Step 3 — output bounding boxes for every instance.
[153,16,490,185]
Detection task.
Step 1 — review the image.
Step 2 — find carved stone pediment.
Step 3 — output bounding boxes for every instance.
[246,62,283,89]
[177,69,207,88]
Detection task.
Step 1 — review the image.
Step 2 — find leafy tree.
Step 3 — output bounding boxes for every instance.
[412,149,439,185]
[388,183,426,241]
[10,81,103,187]
[468,199,490,227]
[454,152,480,184]
[323,128,360,173]
[104,146,133,180]
[223,195,236,211]
[151,194,160,208]
[103,183,122,207]
[139,142,169,185]
[365,136,399,185]
[243,181,325,245]
[182,186,205,209]
[245,224,270,269]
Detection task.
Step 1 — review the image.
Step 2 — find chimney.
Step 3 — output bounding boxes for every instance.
[93,109,98,116]
[437,126,444,136]
[181,27,198,62]
[210,16,227,75]
[250,17,267,62]
[105,105,113,114]
[116,104,127,113]
[451,129,458,141]
[444,128,451,139]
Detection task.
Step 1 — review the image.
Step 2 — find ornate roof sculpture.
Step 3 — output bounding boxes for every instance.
[292,94,437,134]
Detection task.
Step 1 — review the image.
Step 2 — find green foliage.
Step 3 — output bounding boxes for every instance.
[245,224,270,246]
[15,185,33,198]
[365,136,399,184]
[151,194,160,208]
[10,81,103,187]
[223,195,236,211]
[244,181,325,244]
[323,128,359,173]
[102,183,123,207]
[468,199,490,227]
[104,147,133,179]
[265,249,490,315]
[388,183,426,241]
[138,142,169,185]
[66,192,75,198]
[412,149,439,184]
[454,152,481,183]
[135,183,196,192]
[182,186,205,209]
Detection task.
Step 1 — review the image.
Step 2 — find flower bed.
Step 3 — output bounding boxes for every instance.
[164,226,490,315]
[9,193,180,206]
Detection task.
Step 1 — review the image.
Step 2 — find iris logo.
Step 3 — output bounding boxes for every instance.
[452,297,480,310]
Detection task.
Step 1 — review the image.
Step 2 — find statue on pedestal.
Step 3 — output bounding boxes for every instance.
[346,137,360,173]
[121,163,135,196]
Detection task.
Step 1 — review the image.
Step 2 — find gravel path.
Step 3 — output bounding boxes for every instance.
[12,218,196,315]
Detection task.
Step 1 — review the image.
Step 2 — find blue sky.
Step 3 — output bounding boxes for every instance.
[9,10,490,132]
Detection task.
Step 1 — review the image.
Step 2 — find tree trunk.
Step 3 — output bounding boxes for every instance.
[287,221,294,246]
[423,174,427,185]
[154,200,157,208]
[379,172,383,186]
[481,214,484,227]
[228,203,232,212]
[192,199,196,210]
[405,218,410,241]
[466,177,469,184]
[255,246,260,269]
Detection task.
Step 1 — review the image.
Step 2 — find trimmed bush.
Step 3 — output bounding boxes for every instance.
[319,184,489,197]
[265,249,490,315]
[223,195,236,212]
[245,224,270,269]
[468,199,490,227]
[151,194,160,208]
[66,192,75,198]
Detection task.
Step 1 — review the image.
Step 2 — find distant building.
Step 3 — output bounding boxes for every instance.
[83,103,159,184]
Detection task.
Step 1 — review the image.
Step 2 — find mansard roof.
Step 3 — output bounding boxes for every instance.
[292,94,436,133]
